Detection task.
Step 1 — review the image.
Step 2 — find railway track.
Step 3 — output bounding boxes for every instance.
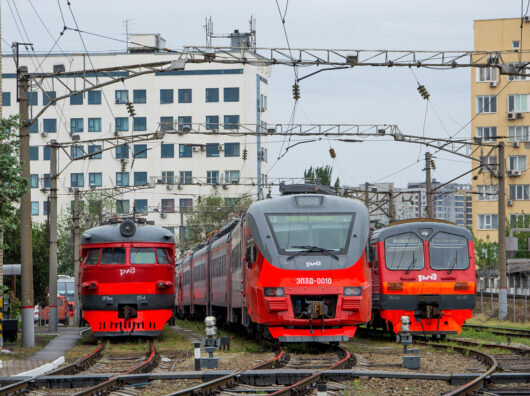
[462,324,530,339]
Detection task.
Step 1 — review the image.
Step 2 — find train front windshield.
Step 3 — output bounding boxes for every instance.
[58,281,74,299]
[429,232,469,270]
[267,214,354,254]
[385,233,425,271]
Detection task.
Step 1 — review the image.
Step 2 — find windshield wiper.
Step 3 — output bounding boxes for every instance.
[447,251,458,274]
[404,251,417,274]
[287,245,339,261]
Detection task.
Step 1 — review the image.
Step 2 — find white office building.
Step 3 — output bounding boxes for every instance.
[1,33,270,240]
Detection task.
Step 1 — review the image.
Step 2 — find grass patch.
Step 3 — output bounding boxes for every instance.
[466,316,530,330]
[155,325,192,355]
[2,334,56,361]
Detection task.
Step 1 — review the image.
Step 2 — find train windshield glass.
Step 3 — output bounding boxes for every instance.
[85,248,100,265]
[57,282,74,297]
[100,248,126,264]
[130,248,157,264]
[429,232,469,270]
[156,248,170,264]
[267,214,354,253]
[385,232,425,271]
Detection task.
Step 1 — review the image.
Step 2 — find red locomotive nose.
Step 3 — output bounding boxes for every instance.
[156,281,173,289]
[82,281,98,290]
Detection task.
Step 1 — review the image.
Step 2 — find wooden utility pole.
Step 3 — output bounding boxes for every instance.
[48,142,59,331]
[19,66,35,347]
[73,190,81,326]
[425,152,433,218]
[497,142,507,320]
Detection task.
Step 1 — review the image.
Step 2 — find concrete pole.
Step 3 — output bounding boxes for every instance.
[19,66,35,347]
[498,141,508,320]
[48,142,58,332]
[425,152,433,218]
[73,190,81,326]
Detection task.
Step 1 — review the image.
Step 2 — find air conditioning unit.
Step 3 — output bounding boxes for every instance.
[40,132,48,138]
[526,15,530,22]
[120,158,127,163]
[231,179,239,185]
[192,146,200,152]
[218,144,224,151]
[160,212,167,218]
[90,183,96,189]
[68,187,74,192]
[508,112,516,120]
[40,188,49,193]
[200,145,206,151]
[114,131,120,136]
[513,141,521,148]
[517,112,524,119]
[507,200,513,206]
[115,99,120,104]
[166,184,173,190]
[222,184,227,190]
[489,81,497,88]
[177,184,182,190]
[507,170,522,177]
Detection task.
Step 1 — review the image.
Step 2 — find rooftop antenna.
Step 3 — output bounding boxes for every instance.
[249,15,256,49]
[204,17,213,47]
[122,19,133,51]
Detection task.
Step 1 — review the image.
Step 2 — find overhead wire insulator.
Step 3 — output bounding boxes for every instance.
[126,102,136,117]
[431,159,436,170]
[417,85,430,100]
[242,149,248,160]
[292,83,300,100]
[329,148,336,159]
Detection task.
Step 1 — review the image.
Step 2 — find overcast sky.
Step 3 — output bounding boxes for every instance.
[1,1,522,189]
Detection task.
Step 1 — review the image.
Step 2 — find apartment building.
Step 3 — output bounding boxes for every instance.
[473,19,530,242]
[1,33,270,240]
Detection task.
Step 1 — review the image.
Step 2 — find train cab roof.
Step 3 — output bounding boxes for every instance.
[370,219,473,243]
[81,220,175,244]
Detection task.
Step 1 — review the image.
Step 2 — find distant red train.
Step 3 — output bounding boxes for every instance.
[369,219,476,336]
[80,219,175,336]
[176,184,372,342]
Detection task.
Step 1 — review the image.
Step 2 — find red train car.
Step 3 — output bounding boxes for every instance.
[177,184,371,342]
[369,219,476,336]
[80,219,175,336]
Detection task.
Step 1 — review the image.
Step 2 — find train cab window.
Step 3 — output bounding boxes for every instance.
[429,232,469,271]
[100,247,126,265]
[385,232,425,271]
[130,247,156,264]
[85,248,100,265]
[156,248,170,264]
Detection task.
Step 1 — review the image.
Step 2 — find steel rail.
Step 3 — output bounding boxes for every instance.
[168,348,286,396]
[416,341,498,396]
[268,346,354,396]
[0,340,106,396]
[72,340,158,396]
[462,324,530,339]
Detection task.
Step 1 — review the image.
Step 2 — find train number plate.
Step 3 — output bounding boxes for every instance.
[296,277,332,285]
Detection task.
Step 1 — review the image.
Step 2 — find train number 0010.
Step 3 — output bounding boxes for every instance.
[296,277,332,285]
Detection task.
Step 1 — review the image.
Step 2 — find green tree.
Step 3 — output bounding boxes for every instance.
[184,193,253,249]
[303,165,340,187]
[506,214,530,259]
[474,235,498,268]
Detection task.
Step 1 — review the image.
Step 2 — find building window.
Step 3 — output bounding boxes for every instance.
[30,174,39,188]
[133,89,146,104]
[509,184,530,200]
[88,118,102,132]
[116,172,129,186]
[2,92,10,106]
[43,201,49,216]
[207,170,219,184]
[42,174,51,188]
[43,146,50,160]
[224,143,240,157]
[71,145,85,159]
[89,173,102,187]
[29,92,38,106]
[29,146,39,161]
[224,87,239,102]
[476,96,497,113]
[205,88,219,103]
[161,144,174,158]
[224,115,240,130]
[116,144,129,159]
[133,144,148,159]
[178,89,192,103]
[161,199,175,213]
[476,67,497,82]
[178,116,192,131]
[134,199,148,214]
[70,118,84,133]
[180,171,192,184]
[88,90,101,105]
[179,198,193,211]
[513,40,520,50]
[507,63,528,81]
[43,91,56,106]
[477,185,497,201]
[71,173,84,187]
[478,214,498,230]
[509,155,527,171]
[115,117,129,132]
[476,127,496,142]
[134,171,148,186]
[261,94,267,111]
[31,202,39,216]
[162,171,175,184]
[88,144,102,159]
[508,94,529,113]
[179,144,192,158]
[480,156,498,172]
[43,119,57,133]
[115,90,128,104]
[260,148,268,162]
[133,117,147,131]
[508,126,530,142]
[116,200,130,215]
[160,116,174,132]
[224,170,240,183]
[206,143,219,157]
[70,93,83,105]
[160,89,173,104]
[29,121,39,134]
[510,213,530,227]
[206,115,219,130]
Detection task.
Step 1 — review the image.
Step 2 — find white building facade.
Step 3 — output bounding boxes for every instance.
[1,34,270,240]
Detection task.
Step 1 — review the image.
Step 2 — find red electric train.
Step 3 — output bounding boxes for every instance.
[80,218,175,336]
[176,184,372,342]
[369,219,476,336]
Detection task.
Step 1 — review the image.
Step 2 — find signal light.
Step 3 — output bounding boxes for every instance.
[417,85,430,100]
[329,148,336,158]
[126,102,136,117]
[242,149,248,160]
[454,282,469,291]
[292,83,300,100]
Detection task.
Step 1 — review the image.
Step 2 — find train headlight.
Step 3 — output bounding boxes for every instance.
[343,286,362,296]
[264,287,285,297]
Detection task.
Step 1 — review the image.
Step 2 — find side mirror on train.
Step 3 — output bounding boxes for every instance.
[245,248,252,269]
[368,246,375,267]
